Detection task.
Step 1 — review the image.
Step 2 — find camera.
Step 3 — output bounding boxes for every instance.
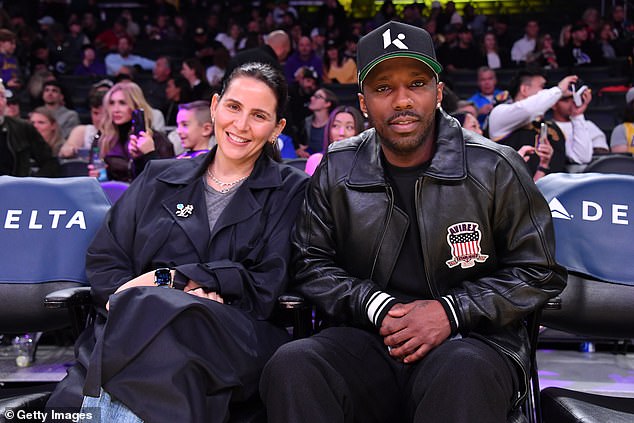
[131,108,146,136]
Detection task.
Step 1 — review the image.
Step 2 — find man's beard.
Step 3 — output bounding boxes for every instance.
[371,110,436,157]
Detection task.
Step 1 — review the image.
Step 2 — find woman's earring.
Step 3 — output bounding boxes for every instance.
[436,102,441,109]
[363,112,368,118]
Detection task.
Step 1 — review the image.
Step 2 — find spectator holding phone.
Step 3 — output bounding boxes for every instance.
[551,83,608,164]
[89,81,174,182]
[488,69,577,179]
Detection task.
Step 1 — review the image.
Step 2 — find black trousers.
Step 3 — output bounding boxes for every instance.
[260,326,518,423]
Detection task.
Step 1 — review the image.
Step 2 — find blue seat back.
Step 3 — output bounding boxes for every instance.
[0,176,110,284]
[536,173,634,286]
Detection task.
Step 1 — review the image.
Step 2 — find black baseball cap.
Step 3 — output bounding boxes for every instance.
[357,21,442,89]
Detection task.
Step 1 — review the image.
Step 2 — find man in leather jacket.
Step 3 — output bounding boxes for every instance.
[0,81,58,176]
[261,21,566,423]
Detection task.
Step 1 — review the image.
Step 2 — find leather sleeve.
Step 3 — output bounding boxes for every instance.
[291,154,378,327]
[449,143,567,333]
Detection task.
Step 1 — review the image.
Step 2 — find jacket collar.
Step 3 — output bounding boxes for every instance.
[156,146,284,260]
[347,110,467,187]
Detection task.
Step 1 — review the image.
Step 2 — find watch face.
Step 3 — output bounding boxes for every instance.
[155,268,172,287]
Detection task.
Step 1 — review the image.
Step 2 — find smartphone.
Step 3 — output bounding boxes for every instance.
[573,85,588,107]
[536,123,547,149]
[131,108,146,136]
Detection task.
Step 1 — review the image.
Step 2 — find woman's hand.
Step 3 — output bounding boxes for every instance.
[106,270,173,311]
[128,131,156,159]
[87,163,108,178]
[184,280,224,303]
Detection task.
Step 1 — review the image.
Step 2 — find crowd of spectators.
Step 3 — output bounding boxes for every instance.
[0,0,633,178]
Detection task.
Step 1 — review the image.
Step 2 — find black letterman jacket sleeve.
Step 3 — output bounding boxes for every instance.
[291,142,399,328]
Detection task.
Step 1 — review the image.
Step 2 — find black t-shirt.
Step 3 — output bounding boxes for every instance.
[0,124,13,175]
[381,152,432,302]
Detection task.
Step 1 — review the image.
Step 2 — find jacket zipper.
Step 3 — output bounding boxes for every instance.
[370,185,394,280]
[415,178,527,410]
[415,178,440,298]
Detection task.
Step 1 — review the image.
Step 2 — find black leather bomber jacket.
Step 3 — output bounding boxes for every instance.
[291,110,567,408]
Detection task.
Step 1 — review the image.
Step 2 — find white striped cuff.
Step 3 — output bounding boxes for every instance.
[441,295,460,330]
[366,291,395,326]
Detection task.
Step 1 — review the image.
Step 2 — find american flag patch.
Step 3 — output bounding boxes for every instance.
[445,222,489,269]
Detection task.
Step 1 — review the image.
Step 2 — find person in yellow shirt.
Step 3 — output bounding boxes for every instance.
[323,39,358,84]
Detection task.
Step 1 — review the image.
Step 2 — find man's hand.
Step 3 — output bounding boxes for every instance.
[478,103,494,116]
[571,88,592,116]
[379,300,451,364]
[557,75,578,96]
[295,144,310,158]
[517,145,535,162]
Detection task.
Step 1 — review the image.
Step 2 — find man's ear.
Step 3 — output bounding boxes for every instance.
[201,121,213,137]
[358,93,367,116]
[436,81,444,108]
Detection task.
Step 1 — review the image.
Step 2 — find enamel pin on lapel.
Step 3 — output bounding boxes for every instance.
[175,203,194,218]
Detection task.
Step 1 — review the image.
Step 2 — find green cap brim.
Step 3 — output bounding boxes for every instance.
[358,52,443,88]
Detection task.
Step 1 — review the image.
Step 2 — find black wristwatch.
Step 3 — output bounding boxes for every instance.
[154,268,173,288]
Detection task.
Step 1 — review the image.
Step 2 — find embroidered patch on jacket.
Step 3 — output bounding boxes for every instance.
[445,222,489,269]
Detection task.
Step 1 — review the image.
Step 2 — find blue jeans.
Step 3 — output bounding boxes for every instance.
[81,389,143,423]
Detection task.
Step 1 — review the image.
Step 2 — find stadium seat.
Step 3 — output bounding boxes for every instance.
[57,75,103,112]
[322,83,359,107]
[536,173,634,423]
[0,176,110,335]
[59,160,89,177]
[283,157,308,172]
[583,154,634,176]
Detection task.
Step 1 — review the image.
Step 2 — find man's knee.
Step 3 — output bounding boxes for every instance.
[440,340,508,379]
[261,338,322,386]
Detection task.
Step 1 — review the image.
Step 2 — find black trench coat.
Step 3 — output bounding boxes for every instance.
[47,148,308,423]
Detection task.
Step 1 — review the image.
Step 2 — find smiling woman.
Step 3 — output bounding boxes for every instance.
[208,63,287,189]
[46,62,309,423]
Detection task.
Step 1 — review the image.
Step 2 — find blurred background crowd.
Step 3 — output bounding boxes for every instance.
[0,0,633,176]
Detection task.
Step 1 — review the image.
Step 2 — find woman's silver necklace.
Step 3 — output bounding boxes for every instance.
[206,168,248,193]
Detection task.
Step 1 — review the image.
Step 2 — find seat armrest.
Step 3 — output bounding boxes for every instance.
[278,294,307,310]
[44,286,91,309]
[544,297,562,310]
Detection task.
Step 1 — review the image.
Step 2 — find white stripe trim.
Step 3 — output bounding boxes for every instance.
[442,295,460,329]
[366,291,395,326]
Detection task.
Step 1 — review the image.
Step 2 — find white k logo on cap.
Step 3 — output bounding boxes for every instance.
[382,29,408,49]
